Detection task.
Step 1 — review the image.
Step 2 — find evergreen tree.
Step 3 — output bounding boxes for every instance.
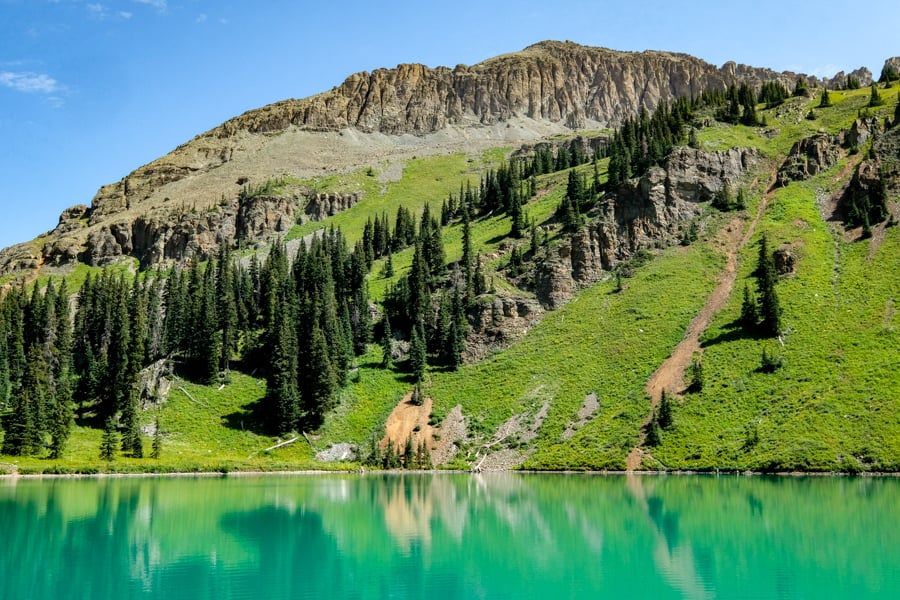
[380,313,393,369]
[266,287,299,435]
[740,283,759,328]
[473,255,487,297]
[868,83,884,107]
[364,433,382,467]
[461,205,474,302]
[657,391,673,430]
[216,245,239,373]
[409,320,427,382]
[418,440,432,469]
[509,193,525,238]
[686,353,704,393]
[120,388,143,458]
[755,234,782,337]
[99,417,118,461]
[1,345,47,456]
[300,324,337,430]
[49,279,74,459]
[403,435,415,469]
[121,278,146,457]
[819,88,832,108]
[105,284,131,418]
[645,411,662,447]
[447,290,466,371]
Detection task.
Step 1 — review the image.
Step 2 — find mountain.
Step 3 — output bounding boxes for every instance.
[1,41,899,474]
[0,41,849,277]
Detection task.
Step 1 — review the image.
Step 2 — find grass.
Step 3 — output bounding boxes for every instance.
[426,238,724,470]
[654,161,900,472]
[3,87,900,473]
[286,150,509,247]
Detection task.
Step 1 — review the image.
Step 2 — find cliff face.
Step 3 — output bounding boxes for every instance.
[0,41,840,276]
[535,147,758,309]
[214,41,808,136]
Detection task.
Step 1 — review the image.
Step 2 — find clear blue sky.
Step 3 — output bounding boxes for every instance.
[2,0,898,250]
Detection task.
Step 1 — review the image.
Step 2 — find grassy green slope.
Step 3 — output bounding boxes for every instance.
[3,84,899,474]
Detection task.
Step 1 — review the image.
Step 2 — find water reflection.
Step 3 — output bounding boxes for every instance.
[1,474,898,599]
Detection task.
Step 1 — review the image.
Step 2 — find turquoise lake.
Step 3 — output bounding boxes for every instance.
[1,473,897,599]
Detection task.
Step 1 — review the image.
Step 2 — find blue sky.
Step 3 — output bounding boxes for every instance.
[2,0,898,250]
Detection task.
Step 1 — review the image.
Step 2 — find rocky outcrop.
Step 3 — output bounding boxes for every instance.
[535,146,757,308]
[464,295,544,362]
[880,57,900,82]
[304,192,361,222]
[35,188,364,269]
[844,117,882,149]
[0,41,868,277]
[213,41,816,139]
[778,133,842,185]
[828,67,873,90]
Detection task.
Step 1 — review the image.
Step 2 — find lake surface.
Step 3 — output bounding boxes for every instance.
[1,473,897,599]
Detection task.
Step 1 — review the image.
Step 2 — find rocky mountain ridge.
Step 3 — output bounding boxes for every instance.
[0,41,891,278]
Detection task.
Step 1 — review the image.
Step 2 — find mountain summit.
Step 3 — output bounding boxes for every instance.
[0,41,868,276]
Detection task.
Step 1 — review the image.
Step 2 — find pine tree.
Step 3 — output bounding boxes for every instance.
[403,435,415,469]
[267,291,299,435]
[383,248,394,278]
[819,88,832,108]
[473,255,486,297]
[740,283,759,328]
[1,345,46,456]
[509,193,525,238]
[49,280,74,459]
[120,388,143,458]
[100,417,119,461]
[868,83,884,107]
[461,206,474,301]
[105,286,131,418]
[447,290,466,371]
[645,412,662,447]
[216,245,239,373]
[120,278,146,457]
[409,321,427,383]
[419,440,432,469]
[301,324,337,430]
[755,234,782,337]
[686,353,704,393]
[657,391,673,430]
[380,313,393,368]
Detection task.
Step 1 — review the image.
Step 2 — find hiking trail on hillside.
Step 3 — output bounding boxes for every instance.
[625,167,778,471]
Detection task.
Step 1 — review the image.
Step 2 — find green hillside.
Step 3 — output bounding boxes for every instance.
[1,83,899,475]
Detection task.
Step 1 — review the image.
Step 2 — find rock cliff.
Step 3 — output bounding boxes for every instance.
[535,146,758,308]
[0,41,844,276]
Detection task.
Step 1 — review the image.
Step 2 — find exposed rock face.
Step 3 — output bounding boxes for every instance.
[214,41,812,138]
[465,295,544,362]
[304,192,361,222]
[839,120,900,225]
[778,133,842,185]
[0,41,859,276]
[535,146,757,308]
[37,189,362,269]
[828,67,873,90]
[880,57,900,81]
[844,117,882,149]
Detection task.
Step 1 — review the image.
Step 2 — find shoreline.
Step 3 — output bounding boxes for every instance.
[1,466,899,480]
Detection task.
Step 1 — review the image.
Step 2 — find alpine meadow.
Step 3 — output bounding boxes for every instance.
[2,41,900,475]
